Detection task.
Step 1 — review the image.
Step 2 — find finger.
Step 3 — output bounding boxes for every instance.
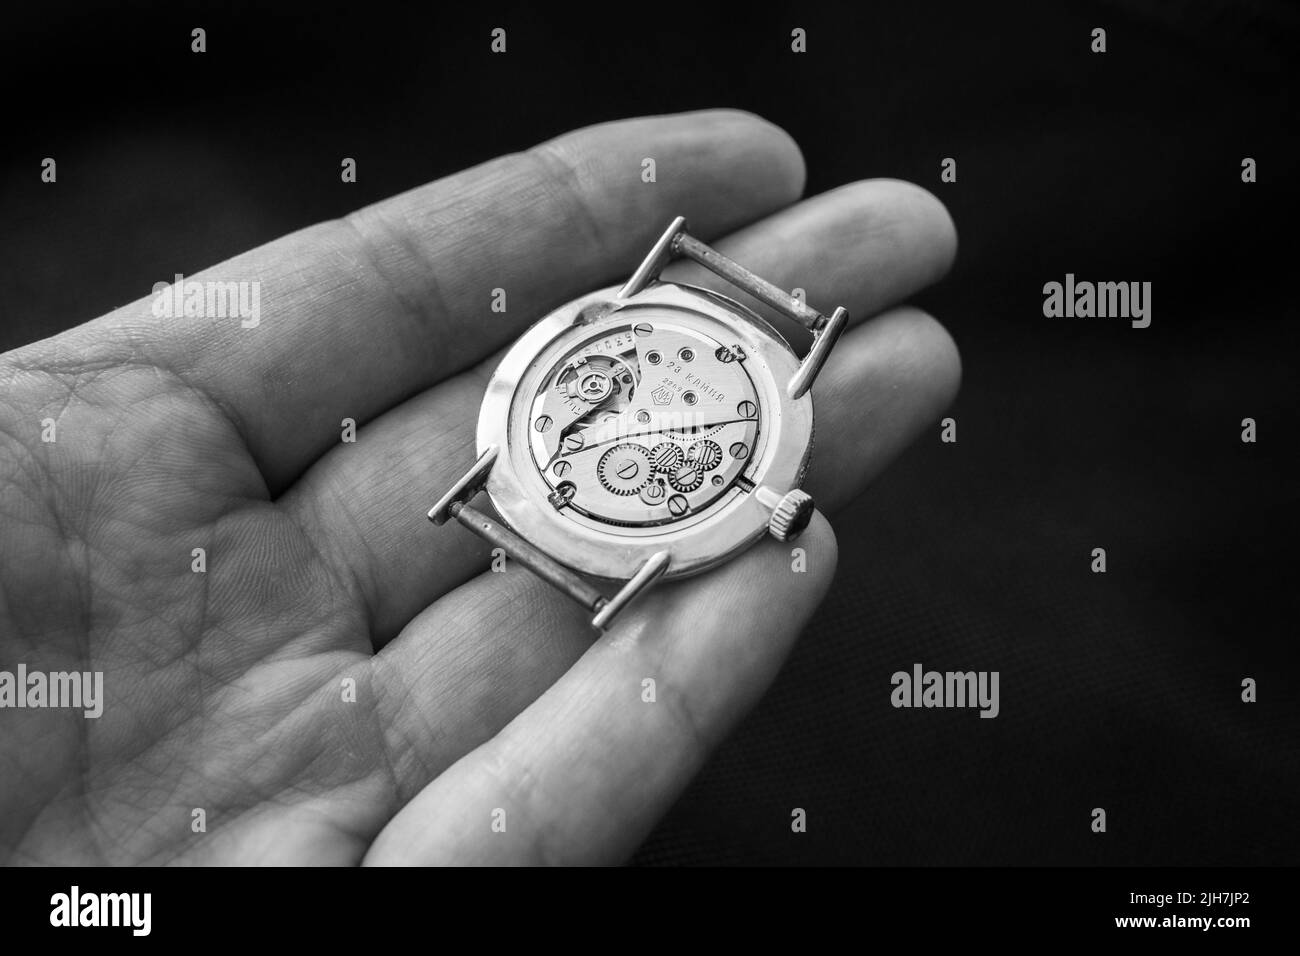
[284,179,956,642]
[662,177,957,347]
[365,512,838,865]
[807,304,961,499]
[52,110,806,492]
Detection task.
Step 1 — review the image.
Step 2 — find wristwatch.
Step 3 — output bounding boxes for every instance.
[428,216,848,630]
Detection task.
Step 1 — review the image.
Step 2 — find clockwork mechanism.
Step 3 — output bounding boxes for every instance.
[526,320,761,527]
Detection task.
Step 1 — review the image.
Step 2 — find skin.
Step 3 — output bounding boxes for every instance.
[0,110,959,865]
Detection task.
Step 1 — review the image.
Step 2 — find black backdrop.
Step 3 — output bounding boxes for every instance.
[2,1,1296,864]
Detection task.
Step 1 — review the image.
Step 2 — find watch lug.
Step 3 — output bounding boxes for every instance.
[787,306,848,399]
[591,550,672,631]
[427,445,498,525]
[618,216,688,299]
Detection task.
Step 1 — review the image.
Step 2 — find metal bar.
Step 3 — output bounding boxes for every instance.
[428,446,498,525]
[674,233,826,332]
[450,501,608,613]
[618,216,688,299]
[787,306,849,399]
[590,550,671,630]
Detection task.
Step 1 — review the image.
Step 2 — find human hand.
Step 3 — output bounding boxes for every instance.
[0,110,958,864]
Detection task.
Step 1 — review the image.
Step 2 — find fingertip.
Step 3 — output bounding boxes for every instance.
[864,305,963,420]
[918,309,963,417]
[720,509,839,633]
[702,109,808,200]
[759,509,839,624]
[877,178,959,283]
[677,107,807,207]
[801,509,839,580]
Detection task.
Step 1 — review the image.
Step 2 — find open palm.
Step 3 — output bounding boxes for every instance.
[0,110,959,864]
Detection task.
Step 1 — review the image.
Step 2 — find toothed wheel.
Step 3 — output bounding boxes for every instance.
[687,440,722,471]
[668,462,704,493]
[597,443,652,495]
[649,442,684,473]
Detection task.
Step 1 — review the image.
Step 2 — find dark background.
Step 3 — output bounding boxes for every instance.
[2,1,1296,864]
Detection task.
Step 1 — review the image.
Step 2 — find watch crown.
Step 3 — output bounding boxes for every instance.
[767,489,815,542]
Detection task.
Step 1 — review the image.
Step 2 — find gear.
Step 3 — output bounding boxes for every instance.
[649,442,684,473]
[668,461,704,493]
[639,478,668,506]
[558,354,637,409]
[597,443,652,495]
[687,440,722,471]
[572,368,613,403]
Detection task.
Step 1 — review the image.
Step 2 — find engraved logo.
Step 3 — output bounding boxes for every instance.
[650,385,674,406]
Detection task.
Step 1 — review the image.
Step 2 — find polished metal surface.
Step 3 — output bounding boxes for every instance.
[526,319,761,527]
[429,215,840,628]
[476,281,813,583]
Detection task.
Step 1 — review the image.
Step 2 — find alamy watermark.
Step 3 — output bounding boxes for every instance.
[891,663,999,718]
[50,886,150,936]
[1042,273,1151,328]
[0,665,103,718]
[151,273,260,328]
